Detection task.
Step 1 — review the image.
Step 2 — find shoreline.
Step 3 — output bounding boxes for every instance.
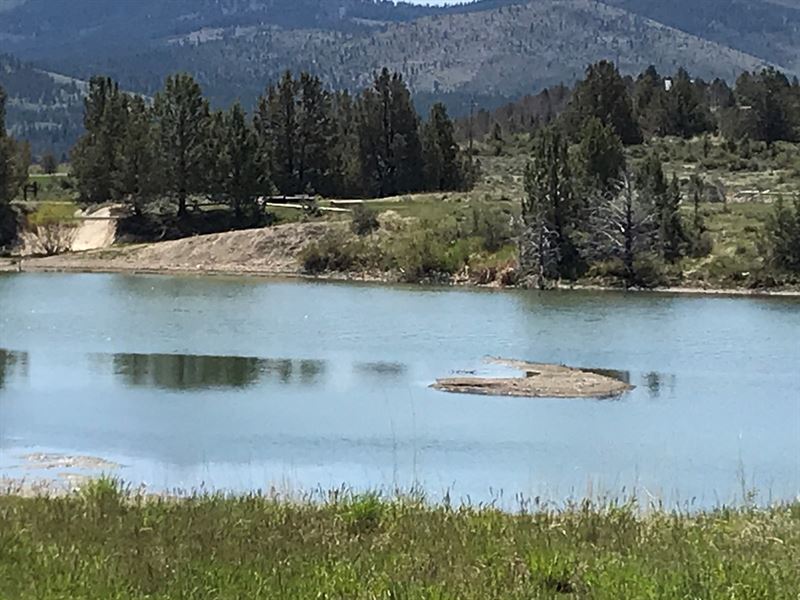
[4,257,800,298]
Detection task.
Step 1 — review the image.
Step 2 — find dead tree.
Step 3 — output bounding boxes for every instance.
[586,174,658,287]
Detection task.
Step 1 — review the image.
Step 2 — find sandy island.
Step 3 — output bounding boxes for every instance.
[432,358,634,399]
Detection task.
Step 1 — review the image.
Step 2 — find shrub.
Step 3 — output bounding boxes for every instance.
[689,230,714,258]
[393,227,465,283]
[632,253,668,288]
[350,204,380,236]
[470,205,516,252]
[301,230,384,275]
[26,201,78,255]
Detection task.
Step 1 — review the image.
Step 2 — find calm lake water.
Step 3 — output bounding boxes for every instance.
[1,272,798,507]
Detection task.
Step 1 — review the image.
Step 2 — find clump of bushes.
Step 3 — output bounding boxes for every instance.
[301,229,384,275]
[469,205,517,252]
[392,226,468,283]
[350,204,380,236]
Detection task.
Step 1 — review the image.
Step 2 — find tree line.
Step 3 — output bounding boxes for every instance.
[71,69,473,220]
[519,60,800,287]
[466,61,800,146]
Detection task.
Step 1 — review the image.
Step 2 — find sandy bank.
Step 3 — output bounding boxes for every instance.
[6,221,800,297]
[16,221,335,277]
[432,358,634,399]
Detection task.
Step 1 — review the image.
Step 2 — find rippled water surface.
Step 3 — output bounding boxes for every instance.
[1,273,798,506]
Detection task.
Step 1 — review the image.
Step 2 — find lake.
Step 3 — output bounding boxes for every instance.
[1,272,798,507]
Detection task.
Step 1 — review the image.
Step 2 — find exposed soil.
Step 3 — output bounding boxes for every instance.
[19,221,338,277]
[432,358,634,399]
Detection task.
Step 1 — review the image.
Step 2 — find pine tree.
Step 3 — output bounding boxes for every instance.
[734,68,797,143]
[71,76,127,203]
[296,73,335,196]
[358,69,423,197]
[41,152,58,175]
[203,110,228,204]
[421,102,462,191]
[221,103,261,221]
[153,73,210,216]
[331,90,362,197]
[573,117,625,198]
[118,95,158,215]
[633,65,666,136]
[520,128,578,287]
[661,69,714,139]
[565,60,643,145]
[0,86,28,246]
[637,153,685,262]
[263,71,299,194]
[766,196,800,273]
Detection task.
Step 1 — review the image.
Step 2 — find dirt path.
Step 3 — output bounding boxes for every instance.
[432,358,634,399]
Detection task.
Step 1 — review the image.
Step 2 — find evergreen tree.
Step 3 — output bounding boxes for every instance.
[661,175,687,262]
[661,69,714,138]
[633,65,665,136]
[118,95,158,215]
[41,152,58,174]
[637,153,686,262]
[331,90,362,197]
[421,103,463,191]
[0,85,28,245]
[358,69,423,197]
[262,71,299,194]
[766,196,800,273]
[202,110,228,204]
[296,73,335,195]
[565,60,643,145]
[573,117,625,197]
[734,68,798,143]
[221,103,261,221]
[71,76,127,203]
[153,73,210,216]
[520,128,578,287]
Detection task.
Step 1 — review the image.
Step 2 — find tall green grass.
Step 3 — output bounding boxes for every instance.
[1,479,798,599]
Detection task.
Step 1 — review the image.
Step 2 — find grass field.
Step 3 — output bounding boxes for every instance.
[1,481,798,599]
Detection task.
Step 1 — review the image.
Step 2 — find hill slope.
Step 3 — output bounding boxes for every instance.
[0,54,85,158]
[26,0,774,108]
[1,0,798,154]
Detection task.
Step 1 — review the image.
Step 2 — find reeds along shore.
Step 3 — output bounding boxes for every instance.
[1,479,798,599]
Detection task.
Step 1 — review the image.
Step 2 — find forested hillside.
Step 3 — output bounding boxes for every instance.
[1,0,798,156]
[0,55,84,158]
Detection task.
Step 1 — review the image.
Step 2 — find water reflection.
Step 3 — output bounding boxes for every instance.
[642,372,676,399]
[108,353,326,391]
[354,361,408,378]
[0,349,28,389]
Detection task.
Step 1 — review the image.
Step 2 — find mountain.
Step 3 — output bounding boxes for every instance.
[605,0,800,74]
[1,0,798,155]
[0,54,85,158]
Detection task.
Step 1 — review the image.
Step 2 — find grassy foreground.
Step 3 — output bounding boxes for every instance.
[1,482,799,599]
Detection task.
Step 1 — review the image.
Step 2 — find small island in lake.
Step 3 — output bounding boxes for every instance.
[432,358,634,399]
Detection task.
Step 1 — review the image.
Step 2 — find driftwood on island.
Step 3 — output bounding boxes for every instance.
[432,358,634,399]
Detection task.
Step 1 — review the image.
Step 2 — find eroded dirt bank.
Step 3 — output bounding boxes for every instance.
[432,358,634,399]
[16,221,336,277]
